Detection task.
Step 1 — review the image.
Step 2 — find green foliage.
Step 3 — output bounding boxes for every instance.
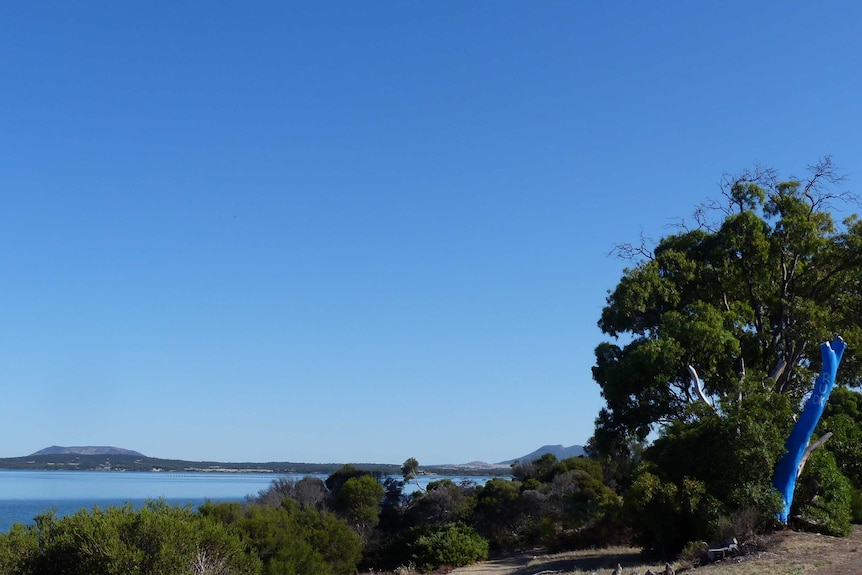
[404,479,476,527]
[324,464,367,495]
[527,458,626,551]
[376,476,407,535]
[592,161,862,548]
[624,472,720,557]
[793,449,853,537]
[629,391,789,550]
[471,478,523,550]
[559,472,619,526]
[646,395,790,512]
[410,522,488,572]
[334,474,385,539]
[369,521,488,573]
[851,489,862,524]
[249,476,330,511]
[0,523,38,575]
[820,387,862,490]
[0,501,261,575]
[823,386,862,420]
[202,498,362,575]
[295,503,364,575]
[198,500,244,524]
[512,453,560,483]
[594,160,862,456]
[239,504,331,575]
[401,457,420,484]
[467,458,623,553]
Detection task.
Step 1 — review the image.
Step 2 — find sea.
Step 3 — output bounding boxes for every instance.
[0,470,496,533]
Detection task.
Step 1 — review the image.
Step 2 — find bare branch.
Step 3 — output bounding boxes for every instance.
[608,232,654,261]
[692,203,718,233]
[719,164,778,202]
[666,216,691,233]
[687,365,716,411]
[796,432,834,480]
[794,156,859,215]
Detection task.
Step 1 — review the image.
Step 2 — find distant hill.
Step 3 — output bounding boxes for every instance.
[16,444,584,472]
[2,448,508,476]
[497,444,586,465]
[29,446,146,457]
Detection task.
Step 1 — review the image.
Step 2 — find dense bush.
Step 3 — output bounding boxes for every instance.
[201,498,362,575]
[249,476,328,510]
[470,477,523,550]
[0,523,38,575]
[792,449,853,536]
[507,456,623,550]
[851,489,862,524]
[402,479,477,528]
[0,500,261,575]
[624,472,720,557]
[820,388,862,495]
[618,396,792,556]
[333,474,385,539]
[410,522,488,572]
[9,449,853,575]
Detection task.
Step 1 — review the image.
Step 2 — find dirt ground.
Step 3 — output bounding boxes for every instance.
[448,525,862,575]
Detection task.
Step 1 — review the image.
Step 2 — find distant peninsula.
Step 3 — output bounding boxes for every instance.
[0,444,584,475]
[0,446,507,476]
[30,446,145,457]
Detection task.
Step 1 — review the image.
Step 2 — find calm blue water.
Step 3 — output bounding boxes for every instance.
[0,470,495,533]
[0,470,317,532]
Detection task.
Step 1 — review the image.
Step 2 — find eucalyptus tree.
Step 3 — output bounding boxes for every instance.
[593,157,862,456]
[593,158,862,547]
[401,457,426,493]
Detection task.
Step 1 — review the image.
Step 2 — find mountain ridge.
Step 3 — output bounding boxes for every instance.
[496,444,586,465]
[20,443,586,468]
[30,446,146,457]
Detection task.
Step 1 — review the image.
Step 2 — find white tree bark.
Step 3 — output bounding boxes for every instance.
[687,365,716,411]
[796,432,833,480]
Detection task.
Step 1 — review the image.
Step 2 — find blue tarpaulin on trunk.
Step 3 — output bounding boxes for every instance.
[772,338,846,523]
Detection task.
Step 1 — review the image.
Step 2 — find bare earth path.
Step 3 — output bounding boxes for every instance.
[448,548,647,575]
[445,553,533,575]
[449,526,862,575]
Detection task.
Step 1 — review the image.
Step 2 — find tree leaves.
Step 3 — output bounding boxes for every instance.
[594,160,862,453]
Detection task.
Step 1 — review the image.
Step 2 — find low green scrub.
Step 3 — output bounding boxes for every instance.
[201,498,362,575]
[793,450,853,537]
[369,522,488,573]
[0,500,261,575]
[410,522,489,572]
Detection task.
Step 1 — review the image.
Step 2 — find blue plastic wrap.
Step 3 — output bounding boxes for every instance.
[772,338,846,523]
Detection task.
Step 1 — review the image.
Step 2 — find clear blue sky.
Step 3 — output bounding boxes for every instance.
[1,2,860,464]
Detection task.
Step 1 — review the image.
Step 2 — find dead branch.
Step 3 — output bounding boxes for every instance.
[687,365,716,411]
[796,432,834,480]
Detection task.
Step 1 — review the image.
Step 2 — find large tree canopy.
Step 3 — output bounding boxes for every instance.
[592,158,862,456]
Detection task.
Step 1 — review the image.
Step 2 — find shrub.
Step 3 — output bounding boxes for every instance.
[678,540,708,566]
[333,475,384,539]
[624,472,720,557]
[793,449,853,537]
[470,478,522,551]
[851,488,862,524]
[22,501,260,575]
[0,523,38,575]
[225,499,361,575]
[368,522,488,573]
[411,522,488,572]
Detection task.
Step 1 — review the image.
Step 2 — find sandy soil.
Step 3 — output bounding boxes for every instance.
[448,526,862,575]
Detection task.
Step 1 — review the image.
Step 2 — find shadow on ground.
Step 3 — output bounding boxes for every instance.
[512,549,645,575]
